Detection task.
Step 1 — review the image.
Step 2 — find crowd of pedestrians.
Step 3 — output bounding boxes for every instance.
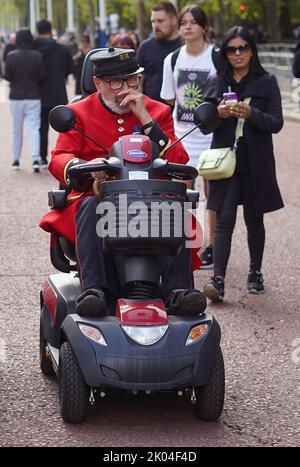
[1,0,298,304]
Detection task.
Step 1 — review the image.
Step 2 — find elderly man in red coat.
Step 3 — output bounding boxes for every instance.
[40,47,205,317]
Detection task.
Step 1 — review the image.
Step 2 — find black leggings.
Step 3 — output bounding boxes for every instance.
[213,174,265,278]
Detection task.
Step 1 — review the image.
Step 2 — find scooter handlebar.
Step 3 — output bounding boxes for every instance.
[67,159,198,181]
[152,159,198,180]
[67,161,111,179]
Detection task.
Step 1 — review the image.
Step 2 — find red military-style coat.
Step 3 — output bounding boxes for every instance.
[40,92,201,270]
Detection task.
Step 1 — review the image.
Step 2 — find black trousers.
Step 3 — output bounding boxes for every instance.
[213,174,265,278]
[40,107,52,161]
[75,197,193,301]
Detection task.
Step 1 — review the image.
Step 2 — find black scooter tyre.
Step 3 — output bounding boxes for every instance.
[59,341,89,423]
[39,308,55,377]
[193,346,225,421]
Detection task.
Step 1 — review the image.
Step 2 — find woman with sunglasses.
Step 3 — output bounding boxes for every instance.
[202,26,284,302]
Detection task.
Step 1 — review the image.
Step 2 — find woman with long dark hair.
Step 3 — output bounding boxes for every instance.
[203,26,284,302]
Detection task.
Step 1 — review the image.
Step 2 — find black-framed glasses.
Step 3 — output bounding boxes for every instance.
[103,74,141,90]
[225,43,251,56]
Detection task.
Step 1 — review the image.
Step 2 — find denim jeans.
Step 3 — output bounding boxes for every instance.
[10,99,41,162]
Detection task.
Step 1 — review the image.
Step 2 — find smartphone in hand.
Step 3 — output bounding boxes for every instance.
[223,92,238,106]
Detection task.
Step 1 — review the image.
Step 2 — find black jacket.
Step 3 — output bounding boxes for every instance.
[34,37,74,108]
[204,73,284,216]
[292,41,300,78]
[4,48,46,99]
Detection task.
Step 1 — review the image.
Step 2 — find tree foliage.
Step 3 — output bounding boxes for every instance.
[0,0,299,41]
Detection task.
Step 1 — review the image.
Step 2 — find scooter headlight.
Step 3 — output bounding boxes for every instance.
[186,324,208,346]
[122,325,169,346]
[78,324,107,346]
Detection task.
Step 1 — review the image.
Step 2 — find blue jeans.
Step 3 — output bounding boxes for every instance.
[10,99,41,162]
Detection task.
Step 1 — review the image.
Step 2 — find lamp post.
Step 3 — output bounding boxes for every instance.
[67,0,75,32]
[99,0,107,47]
[29,0,36,33]
[36,0,40,20]
[46,0,53,22]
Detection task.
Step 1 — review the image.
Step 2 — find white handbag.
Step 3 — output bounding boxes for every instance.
[197,97,251,180]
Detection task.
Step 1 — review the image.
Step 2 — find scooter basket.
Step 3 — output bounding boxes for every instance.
[98,180,187,254]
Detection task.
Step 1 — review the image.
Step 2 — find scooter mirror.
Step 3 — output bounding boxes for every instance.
[49,105,76,133]
[193,102,219,135]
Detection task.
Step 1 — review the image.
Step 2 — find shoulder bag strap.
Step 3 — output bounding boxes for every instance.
[233,97,251,148]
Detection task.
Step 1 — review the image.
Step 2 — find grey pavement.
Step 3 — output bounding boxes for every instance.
[0,79,299,446]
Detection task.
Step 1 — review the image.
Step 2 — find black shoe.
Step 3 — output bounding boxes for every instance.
[75,288,108,317]
[247,271,264,294]
[40,158,48,169]
[204,277,224,302]
[166,289,207,316]
[32,161,40,173]
[199,246,213,269]
[11,160,20,170]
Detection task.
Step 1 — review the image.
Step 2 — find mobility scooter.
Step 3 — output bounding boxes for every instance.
[39,53,224,424]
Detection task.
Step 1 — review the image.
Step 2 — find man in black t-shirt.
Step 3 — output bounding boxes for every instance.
[137,1,181,102]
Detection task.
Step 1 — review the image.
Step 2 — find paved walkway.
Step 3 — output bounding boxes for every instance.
[0,79,299,446]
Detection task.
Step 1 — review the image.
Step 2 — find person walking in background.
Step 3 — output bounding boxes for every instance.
[73,33,92,96]
[137,1,182,102]
[202,26,284,302]
[128,31,140,51]
[160,4,217,269]
[292,37,300,78]
[4,28,45,172]
[3,33,16,63]
[34,19,74,168]
[110,33,136,50]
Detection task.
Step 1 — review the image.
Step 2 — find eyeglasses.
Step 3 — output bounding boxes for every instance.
[225,44,251,56]
[102,74,141,90]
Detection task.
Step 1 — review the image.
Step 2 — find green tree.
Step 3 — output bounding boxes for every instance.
[0,0,299,41]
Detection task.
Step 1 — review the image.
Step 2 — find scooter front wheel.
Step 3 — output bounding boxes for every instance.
[193,346,225,421]
[59,341,89,423]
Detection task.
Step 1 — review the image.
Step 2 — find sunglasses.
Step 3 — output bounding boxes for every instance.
[225,44,251,56]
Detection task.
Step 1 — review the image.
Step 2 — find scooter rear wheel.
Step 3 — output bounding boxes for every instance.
[39,308,55,377]
[59,341,89,423]
[193,346,225,421]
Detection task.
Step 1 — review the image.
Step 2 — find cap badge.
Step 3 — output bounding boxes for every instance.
[119,53,130,61]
